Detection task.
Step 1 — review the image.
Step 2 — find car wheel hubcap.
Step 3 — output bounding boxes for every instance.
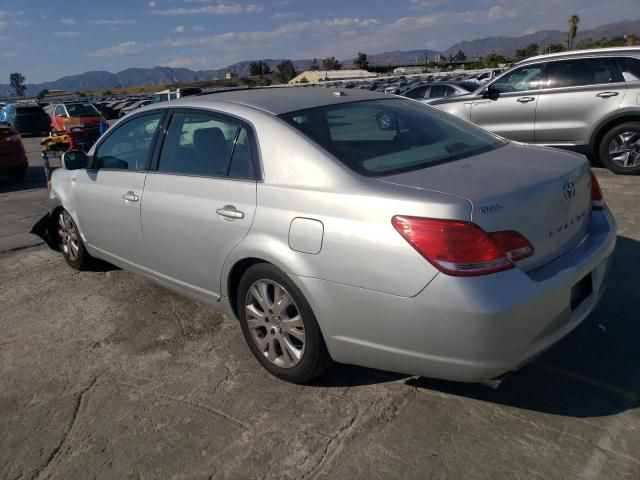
[58,211,79,262]
[245,279,305,369]
[608,131,640,169]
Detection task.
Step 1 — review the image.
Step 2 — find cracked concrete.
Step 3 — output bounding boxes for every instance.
[1,138,639,479]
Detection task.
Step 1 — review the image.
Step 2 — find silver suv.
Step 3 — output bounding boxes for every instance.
[432,47,640,174]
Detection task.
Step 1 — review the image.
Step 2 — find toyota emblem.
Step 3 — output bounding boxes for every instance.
[563,180,576,201]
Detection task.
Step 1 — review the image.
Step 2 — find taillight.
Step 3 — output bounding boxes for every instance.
[489,231,534,261]
[591,171,604,210]
[392,216,532,276]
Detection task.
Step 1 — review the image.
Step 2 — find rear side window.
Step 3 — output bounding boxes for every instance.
[618,57,640,82]
[280,99,506,177]
[94,112,162,170]
[404,86,427,99]
[429,85,456,98]
[158,112,254,178]
[547,58,623,88]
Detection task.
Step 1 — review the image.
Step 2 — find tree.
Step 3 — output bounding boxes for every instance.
[10,72,26,97]
[483,52,506,68]
[36,89,49,101]
[322,56,341,70]
[299,77,309,84]
[276,59,297,83]
[353,52,369,71]
[310,58,320,71]
[102,90,113,96]
[514,43,539,61]
[249,61,271,76]
[453,50,467,61]
[567,14,580,50]
[626,34,638,46]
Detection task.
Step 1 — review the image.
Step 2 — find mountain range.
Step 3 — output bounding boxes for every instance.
[2,19,639,95]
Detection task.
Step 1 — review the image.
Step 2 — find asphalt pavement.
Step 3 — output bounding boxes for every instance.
[1,136,638,479]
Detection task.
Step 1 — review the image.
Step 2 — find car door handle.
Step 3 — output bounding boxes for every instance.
[216,205,244,220]
[122,191,139,202]
[516,96,535,103]
[597,91,618,98]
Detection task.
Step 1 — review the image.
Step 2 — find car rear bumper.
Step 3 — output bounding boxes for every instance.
[294,208,617,383]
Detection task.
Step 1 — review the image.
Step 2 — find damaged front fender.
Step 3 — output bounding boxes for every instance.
[30,197,63,251]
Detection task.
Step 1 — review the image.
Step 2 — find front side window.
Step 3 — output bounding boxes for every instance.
[54,105,67,117]
[94,112,162,170]
[618,57,640,82]
[546,58,623,88]
[280,99,506,177]
[492,64,547,93]
[158,112,248,177]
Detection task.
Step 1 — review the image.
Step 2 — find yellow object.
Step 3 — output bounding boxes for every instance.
[40,132,70,152]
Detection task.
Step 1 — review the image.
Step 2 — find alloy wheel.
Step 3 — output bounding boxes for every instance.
[58,210,80,262]
[608,131,640,169]
[245,279,306,368]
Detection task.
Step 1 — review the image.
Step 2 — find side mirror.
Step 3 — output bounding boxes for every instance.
[61,150,88,170]
[482,84,499,99]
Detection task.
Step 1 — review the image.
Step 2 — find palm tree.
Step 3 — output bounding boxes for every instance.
[10,72,26,97]
[567,15,580,50]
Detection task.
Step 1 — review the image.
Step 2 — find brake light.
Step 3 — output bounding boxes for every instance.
[392,216,532,276]
[489,231,534,261]
[590,171,604,210]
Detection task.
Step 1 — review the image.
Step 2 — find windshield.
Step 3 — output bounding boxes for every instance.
[280,99,506,177]
[65,103,100,117]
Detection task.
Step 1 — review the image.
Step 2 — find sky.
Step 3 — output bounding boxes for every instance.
[0,0,638,83]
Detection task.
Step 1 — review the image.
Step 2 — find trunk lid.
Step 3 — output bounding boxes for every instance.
[378,143,592,271]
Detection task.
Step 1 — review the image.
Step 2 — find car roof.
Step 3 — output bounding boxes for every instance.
[172,87,393,115]
[518,46,640,64]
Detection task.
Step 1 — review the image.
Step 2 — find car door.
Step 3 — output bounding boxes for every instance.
[72,111,165,269]
[468,63,548,142]
[52,104,68,131]
[140,109,258,301]
[534,57,626,145]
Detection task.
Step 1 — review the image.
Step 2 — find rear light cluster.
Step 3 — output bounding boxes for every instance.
[590,171,604,210]
[391,216,534,277]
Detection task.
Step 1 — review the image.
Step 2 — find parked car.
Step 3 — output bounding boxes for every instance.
[93,102,118,120]
[0,103,51,136]
[152,87,202,103]
[120,99,153,117]
[473,69,505,84]
[432,47,640,174]
[403,81,479,102]
[43,88,615,385]
[47,102,106,147]
[0,124,28,181]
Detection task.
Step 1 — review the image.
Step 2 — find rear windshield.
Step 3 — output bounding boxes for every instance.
[17,106,45,114]
[66,103,100,116]
[280,99,506,176]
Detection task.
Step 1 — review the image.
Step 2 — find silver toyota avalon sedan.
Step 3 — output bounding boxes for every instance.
[43,88,616,385]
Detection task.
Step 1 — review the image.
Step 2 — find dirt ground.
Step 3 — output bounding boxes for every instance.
[1,137,638,480]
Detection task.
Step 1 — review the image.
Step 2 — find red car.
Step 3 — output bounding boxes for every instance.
[48,102,105,145]
[0,125,28,181]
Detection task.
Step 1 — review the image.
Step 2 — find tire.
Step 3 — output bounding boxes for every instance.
[56,209,92,270]
[598,121,640,175]
[236,263,332,383]
[7,168,25,182]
